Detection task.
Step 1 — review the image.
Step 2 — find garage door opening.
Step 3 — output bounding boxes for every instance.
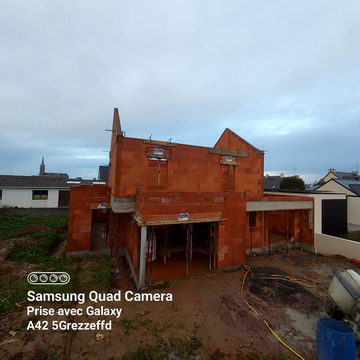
[142,222,217,284]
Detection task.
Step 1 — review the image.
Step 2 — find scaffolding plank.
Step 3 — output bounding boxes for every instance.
[143,139,178,147]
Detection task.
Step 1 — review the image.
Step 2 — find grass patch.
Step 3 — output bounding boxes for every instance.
[6,231,63,263]
[0,208,68,241]
[0,210,75,314]
[0,256,77,315]
[0,277,30,315]
[0,209,35,240]
[91,255,112,291]
[37,214,68,229]
[79,254,112,293]
[0,209,113,316]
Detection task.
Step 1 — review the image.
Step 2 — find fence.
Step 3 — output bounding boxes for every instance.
[315,233,360,261]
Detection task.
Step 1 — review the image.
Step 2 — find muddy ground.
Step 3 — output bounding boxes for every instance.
[0,245,359,360]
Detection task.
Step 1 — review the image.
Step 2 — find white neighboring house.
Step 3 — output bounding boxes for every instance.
[321,168,359,183]
[315,176,360,228]
[0,175,105,208]
[316,178,360,196]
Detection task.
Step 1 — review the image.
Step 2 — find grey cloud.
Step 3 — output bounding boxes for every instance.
[1,1,359,181]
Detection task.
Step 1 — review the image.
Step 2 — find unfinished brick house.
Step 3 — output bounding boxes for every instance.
[67,108,314,287]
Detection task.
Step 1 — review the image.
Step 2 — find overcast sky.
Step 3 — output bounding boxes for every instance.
[1,1,359,184]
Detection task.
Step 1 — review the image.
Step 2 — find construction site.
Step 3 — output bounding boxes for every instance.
[1,110,359,359]
[67,108,314,289]
[1,237,360,359]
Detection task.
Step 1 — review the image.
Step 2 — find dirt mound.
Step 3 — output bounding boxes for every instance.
[219,291,289,355]
[52,236,67,258]
[246,266,323,313]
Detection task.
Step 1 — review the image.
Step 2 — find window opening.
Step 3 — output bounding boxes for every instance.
[32,190,48,200]
[146,146,171,160]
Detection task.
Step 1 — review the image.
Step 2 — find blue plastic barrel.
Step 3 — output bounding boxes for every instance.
[316,317,356,360]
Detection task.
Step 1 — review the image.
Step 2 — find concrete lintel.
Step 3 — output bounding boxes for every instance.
[111,195,136,213]
[134,216,221,227]
[146,153,171,160]
[219,160,239,166]
[208,147,248,158]
[246,200,313,212]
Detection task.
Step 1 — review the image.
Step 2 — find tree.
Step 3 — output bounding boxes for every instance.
[280,176,305,191]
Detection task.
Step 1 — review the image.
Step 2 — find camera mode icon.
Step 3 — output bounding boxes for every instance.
[27,272,70,285]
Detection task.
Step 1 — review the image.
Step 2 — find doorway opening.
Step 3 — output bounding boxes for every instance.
[58,190,70,207]
[90,209,109,252]
[141,222,218,284]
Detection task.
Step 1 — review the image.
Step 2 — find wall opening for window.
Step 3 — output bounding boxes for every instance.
[221,165,235,190]
[32,190,48,200]
[146,146,170,189]
[0,189,2,200]
[148,159,168,188]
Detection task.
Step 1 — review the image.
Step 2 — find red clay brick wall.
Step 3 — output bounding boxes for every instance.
[120,213,139,268]
[67,185,110,253]
[269,209,313,245]
[110,135,263,199]
[108,212,138,266]
[217,192,247,268]
[263,195,314,246]
[299,209,314,246]
[215,129,264,197]
[136,189,222,223]
[245,211,269,249]
[135,190,248,269]
[269,210,294,237]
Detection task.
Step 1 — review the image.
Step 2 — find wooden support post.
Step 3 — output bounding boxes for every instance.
[213,222,216,270]
[262,211,265,248]
[157,160,161,187]
[209,222,214,270]
[249,212,253,257]
[146,229,150,284]
[149,228,153,284]
[190,223,193,261]
[286,211,289,254]
[186,225,190,276]
[163,226,168,264]
[268,212,271,255]
[250,224,253,257]
[300,210,304,251]
[114,213,119,274]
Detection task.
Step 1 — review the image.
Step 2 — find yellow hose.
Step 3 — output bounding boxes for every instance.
[263,320,306,360]
[241,265,308,360]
